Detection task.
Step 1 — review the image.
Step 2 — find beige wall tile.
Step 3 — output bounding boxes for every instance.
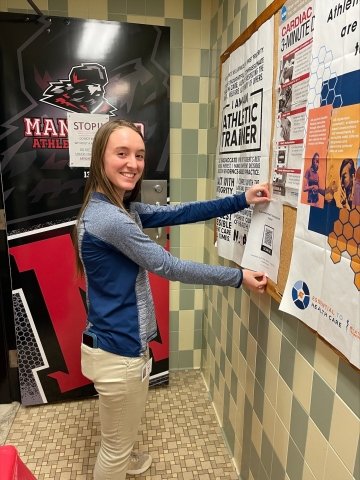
[170,289,180,311]
[229,393,237,430]
[199,77,210,103]
[200,18,210,49]
[293,351,313,413]
[183,19,201,48]
[247,333,257,373]
[193,349,201,367]
[235,384,245,441]
[198,129,208,154]
[194,289,204,310]
[263,394,276,442]
[182,48,201,75]
[251,412,262,456]
[68,0,88,18]
[273,414,289,467]
[164,0,183,18]
[126,15,144,24]
[329,395,359,474]
[245,368,255,404]
[170,76,183,102]
[324,446,354,480]
[301,463,316,480]
[170,153,182,179]
[258,292,271,317]
[233,438,242,475]
[170,128,182,154]
[247,0,257,25]
[305,419,327,480]
[314,337,339,390]
[276,376,292,431]
[145,16,165,26]
[241,290,250,328]
[265,359,278,407]
[196,178,207,200]
[88,0,107,20]
[267,322,281,370]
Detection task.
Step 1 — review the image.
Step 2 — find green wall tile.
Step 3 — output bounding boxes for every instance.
[257,0,267,15]
[194,310,202,330]
[180,178,198,201]
[235,0,241,16]
[127,0,146,15]
[165,18,183,48]
[286,438,304,480]
[49,0,68,12]
[170,329,179,350]
[169,351,179,369]
[108,13,127,21]
[183,0,201,20]
[270,298,283,330]
[230,368,237,401]
[108,0,126,13]
[227,22,234,48]
[240,323,248,359]
[170,310,179,330]
[170,47,183,75]
[271,451,286,480]
[290,396,309,455]
[310,372,335,440]
[181,154,198,178]
[210,14,218,47]
[200,49,210,77]
[249,301,259,339]
[220,348,226,376]
[282,312,298,347]
[170,102,182,128]
[182,76,200,103]
[169,179,181,202]
[145,0,164,17]
[179,289,195,309]
[215,362,220,388]
[181,130,198,154]
[240,4,248,34]
[198,153,208,176]
[253,379,264,422]
[336,358,360,417]
[279,336,296,389]
[178,349,194,368]
[234,287,242,314]
[226,330,232,362]
[258,309,269,353]
[261,431,273,476]
[255,347,267,389]
[194,329,202,349]
[222,0,228,32]
[296,322,316,366]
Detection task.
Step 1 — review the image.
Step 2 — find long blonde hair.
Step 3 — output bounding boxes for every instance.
[72,119,145,275]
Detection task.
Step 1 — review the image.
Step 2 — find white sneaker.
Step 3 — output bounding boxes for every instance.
[126,451,152,475]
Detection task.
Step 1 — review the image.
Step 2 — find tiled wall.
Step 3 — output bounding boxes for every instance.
[1,1,359,480]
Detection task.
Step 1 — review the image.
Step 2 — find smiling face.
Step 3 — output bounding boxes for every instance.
[103,126,145,200]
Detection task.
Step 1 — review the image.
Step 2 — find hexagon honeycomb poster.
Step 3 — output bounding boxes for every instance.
[280,0,359,369]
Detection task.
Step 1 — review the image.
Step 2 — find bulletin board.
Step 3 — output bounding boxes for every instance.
[216,0,360,370]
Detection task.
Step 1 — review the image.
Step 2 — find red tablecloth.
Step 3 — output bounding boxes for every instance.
[0,446,36,480]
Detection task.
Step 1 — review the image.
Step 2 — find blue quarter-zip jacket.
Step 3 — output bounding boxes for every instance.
[77,192,248,357]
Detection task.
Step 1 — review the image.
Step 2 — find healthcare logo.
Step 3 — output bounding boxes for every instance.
[40,63,116,115]
[281,6,287,22]
[292,280,310,310]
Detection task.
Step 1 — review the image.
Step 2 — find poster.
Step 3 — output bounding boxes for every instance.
[271,0,315,207]
[241,200,283,282]
[280,0,360,368]
[0,13,170,404]
[215,17,274,264]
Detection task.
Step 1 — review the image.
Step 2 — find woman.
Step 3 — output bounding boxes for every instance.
[74,119,270,479]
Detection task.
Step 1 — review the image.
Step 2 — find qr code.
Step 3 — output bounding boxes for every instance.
[261,224,274,255]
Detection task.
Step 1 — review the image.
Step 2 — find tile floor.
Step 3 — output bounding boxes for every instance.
[2,370,238,479]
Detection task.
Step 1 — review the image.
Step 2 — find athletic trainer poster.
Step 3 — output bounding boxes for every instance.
[215,17,274,264]
[280,0,360,368]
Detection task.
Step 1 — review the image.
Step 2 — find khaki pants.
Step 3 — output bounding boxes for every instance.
[81,344,149,480]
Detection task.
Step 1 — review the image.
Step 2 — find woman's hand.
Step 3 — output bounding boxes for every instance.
[245,182,271,205]
[242,269,268,293]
